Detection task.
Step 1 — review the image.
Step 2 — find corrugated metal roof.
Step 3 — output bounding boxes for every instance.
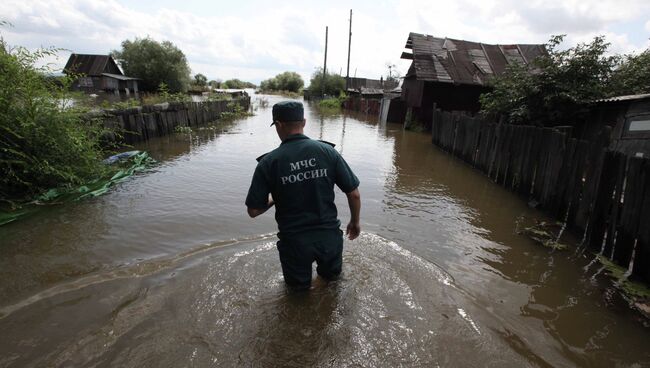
[595,93,650,103]
[64,54,122,77]
[401,32,546,86]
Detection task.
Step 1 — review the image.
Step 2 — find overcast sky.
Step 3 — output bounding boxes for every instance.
[2,0,649,85]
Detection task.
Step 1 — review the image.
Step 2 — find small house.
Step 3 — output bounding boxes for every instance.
[399,32,546,126]
[583,94,650,157]
[64,54,139,95]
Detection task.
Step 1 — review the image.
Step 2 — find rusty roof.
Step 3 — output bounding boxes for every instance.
[64,54,122,76]
[401,32,546,86]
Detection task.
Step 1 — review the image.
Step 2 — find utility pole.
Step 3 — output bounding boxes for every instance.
[322,26,328,98]
[346,9,352,90]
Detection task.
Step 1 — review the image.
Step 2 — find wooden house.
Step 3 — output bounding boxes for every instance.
[64,54,139,95]
[399,32,546,126]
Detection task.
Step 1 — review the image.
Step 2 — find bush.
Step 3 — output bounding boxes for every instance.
[221,79,256,89]
[0,39,110,202]
[309,68,345,97]
[479,35,621,126]
[318,98,341,109]
[260,71,304,93]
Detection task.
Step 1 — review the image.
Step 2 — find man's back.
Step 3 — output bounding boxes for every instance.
[246,133,359,239]
[245,100,361,290]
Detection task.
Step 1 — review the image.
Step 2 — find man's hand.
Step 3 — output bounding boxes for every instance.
[346,221,361,240]
[345,188,361,240]
[247,194,274,218]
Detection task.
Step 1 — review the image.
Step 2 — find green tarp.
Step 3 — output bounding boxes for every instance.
[0,151,155,226]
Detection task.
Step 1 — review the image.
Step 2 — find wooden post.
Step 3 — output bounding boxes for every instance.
[322,26,328,98]
[346,10,352,90]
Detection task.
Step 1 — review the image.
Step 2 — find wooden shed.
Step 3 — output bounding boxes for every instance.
[400,32,546,125]
[64,54,139,95]
[582,94,650,157]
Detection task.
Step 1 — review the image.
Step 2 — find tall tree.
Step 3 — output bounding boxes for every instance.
[112,37,191,92]
[309,68,345,96]
[193,73,207,87]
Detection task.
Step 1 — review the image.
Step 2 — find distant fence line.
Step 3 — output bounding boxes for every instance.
[98,97,250,144]
[343,96,382,115]
[431,110,650,284]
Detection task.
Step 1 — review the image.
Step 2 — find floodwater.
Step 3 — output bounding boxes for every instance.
[0,94,648,367]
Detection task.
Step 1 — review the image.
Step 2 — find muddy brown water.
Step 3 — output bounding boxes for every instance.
[0,94,648,367]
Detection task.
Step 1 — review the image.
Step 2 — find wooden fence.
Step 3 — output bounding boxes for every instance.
[431,110,650,283]
[99,97,250,144]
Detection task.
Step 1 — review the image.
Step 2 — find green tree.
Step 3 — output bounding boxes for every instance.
[111,37,191,93]
[260,71,304,92]
[608,49,650,96]
[309,68,345,96]
[193,73,207,87]
[479,35,620,126]
[221,78,256,89]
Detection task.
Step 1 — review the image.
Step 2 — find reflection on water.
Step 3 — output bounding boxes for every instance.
[0,94,648,367]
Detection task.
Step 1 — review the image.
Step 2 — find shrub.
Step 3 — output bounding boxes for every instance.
[309,68,345,97]
[479,35,621,126]
[260,72,304,93]
[0,38,110,202]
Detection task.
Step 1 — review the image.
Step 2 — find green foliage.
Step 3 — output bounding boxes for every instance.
[318,98,341,109]
[309,68,345,97]
[220,101,252,120]
[608,49,650,96]
[132,83,191,106]
[174,126,192,134]
[221,78,256,89]
[0,36,110,202]
[193,73,207,87]
[111,37,191,93]
[208,79,223,89]
[260,71,304,93]
[318,92,347,110]
[101,98,141,110]
[480,35,621,126]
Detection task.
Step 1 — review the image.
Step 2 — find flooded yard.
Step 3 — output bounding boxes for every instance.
[0,94,648,367]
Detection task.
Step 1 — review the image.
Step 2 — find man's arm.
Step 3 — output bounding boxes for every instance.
[345,188,361,240]
[247,195,274,218]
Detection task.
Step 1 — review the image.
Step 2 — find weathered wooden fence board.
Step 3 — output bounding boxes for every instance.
[632,159,650,282]
[429,109,647,284]
[98,98,250,144]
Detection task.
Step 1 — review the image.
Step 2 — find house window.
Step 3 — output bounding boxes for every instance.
[623,114,650,138]
[628,118,650,131]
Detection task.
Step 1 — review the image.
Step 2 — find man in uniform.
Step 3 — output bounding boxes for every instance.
[245,101,361,290]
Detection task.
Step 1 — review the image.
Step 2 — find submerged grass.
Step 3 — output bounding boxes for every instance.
[597,255,650,300]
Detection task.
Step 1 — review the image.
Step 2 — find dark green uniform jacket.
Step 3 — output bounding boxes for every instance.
[245,134,359,239]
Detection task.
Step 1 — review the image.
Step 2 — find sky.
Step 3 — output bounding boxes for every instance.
[1,0,649,85]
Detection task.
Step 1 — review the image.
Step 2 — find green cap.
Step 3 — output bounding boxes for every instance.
[271,101,304,126]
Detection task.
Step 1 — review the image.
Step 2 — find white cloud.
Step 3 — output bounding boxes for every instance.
[1,0,648,84]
